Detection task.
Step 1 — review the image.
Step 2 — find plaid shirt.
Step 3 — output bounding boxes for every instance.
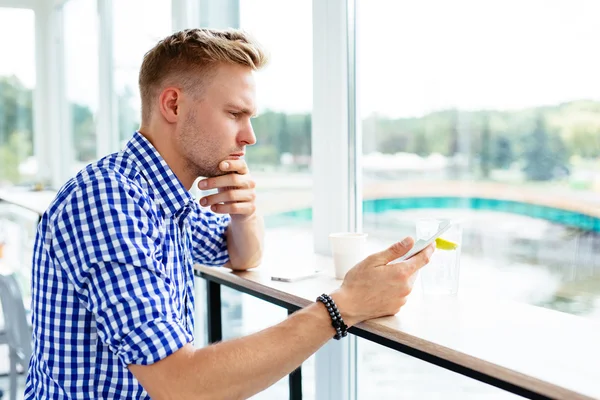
[25,132,230,399]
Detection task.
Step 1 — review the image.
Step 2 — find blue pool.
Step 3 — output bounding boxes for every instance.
[266,197,600,232]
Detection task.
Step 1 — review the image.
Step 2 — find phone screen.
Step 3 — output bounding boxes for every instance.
[388,219,453,264]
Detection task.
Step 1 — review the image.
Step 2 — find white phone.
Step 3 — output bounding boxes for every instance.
[271,270,321,283]
[389,219,453,264]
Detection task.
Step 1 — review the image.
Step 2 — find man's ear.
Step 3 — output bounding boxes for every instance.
[158,87,180,123]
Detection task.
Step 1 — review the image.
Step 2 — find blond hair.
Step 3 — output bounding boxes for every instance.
[139,28,268,123]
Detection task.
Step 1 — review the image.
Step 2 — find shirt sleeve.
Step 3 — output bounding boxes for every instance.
[50,175,192,366]
[189,205,230,266]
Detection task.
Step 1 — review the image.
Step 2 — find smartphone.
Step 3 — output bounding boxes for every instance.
[388,219,453,264]
[271,270,321,283]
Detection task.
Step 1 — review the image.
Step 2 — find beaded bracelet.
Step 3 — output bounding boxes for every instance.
[316,293,348,340]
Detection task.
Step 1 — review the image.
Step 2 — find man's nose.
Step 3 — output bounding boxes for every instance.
[239,120,257,146]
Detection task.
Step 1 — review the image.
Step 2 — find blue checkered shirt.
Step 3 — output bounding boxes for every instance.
[24,132,231,399]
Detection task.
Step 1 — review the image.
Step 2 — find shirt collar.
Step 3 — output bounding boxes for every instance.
[124,131,195,217]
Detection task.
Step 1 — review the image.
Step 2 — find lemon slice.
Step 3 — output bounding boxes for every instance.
[435,237,459,250]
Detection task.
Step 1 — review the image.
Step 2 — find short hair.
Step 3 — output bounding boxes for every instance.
[139,28,268,123]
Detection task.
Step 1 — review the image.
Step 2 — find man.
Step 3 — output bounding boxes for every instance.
[25,28,434,399]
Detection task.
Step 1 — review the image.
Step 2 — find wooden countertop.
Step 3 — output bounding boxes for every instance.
[195,249,600,400]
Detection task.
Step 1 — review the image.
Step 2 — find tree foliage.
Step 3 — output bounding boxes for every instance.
[1,75,599,184]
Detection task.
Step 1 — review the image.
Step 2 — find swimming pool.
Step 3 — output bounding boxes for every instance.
[266,196,600,232]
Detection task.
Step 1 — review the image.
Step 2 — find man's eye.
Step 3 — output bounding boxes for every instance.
[229,112,240,118]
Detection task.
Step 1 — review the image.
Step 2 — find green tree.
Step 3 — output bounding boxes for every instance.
[72,103,96,162]
[246,111,312,168]
[493,136,513,169]
[287,113,311,156]
[277,113,290,154]
[379,134,408,154]
[251,110,279,147]
[480,117,492,178]
[569,126,600,159]
[303,114,312,155]
[448,110,460,156]
[0,132,32,183]
[522,116,569,181]
[246,144,279,165]
[411,129,429,156]
[118,85,140,143]
[0,76,34,145]
[0,76,34,183]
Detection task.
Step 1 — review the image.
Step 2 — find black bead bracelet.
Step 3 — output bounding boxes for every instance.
[316,293,348,340]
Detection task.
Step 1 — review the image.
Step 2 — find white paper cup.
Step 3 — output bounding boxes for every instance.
[329,232,368,279]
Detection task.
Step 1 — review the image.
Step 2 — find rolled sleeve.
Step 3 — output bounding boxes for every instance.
[190,206,230,266]
[117,319,190,366]
[51,175,191,366]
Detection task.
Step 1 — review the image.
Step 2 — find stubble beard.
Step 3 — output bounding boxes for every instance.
[179,112,225,179]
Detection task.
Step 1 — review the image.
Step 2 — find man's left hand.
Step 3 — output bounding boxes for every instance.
[198,160,257,222]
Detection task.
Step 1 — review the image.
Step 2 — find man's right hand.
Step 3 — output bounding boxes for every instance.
[331,237,435,326]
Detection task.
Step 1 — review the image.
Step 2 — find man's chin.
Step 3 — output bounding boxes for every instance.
[198,168,228,179]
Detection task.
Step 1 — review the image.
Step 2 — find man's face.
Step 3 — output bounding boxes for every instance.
[175,63,257,178]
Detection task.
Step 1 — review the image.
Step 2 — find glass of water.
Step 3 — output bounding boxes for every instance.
[416,218,462,296]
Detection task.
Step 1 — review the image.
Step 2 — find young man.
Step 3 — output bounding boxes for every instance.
[25,28,434,399]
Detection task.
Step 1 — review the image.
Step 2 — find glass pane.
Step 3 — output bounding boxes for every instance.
[240,0,313,234]
[0,8,35,186]
[217,287,316,400]
[113,0,172,147]
[207,2,315,398]
[357,339,519,399]
[0,9,36,392]
[358,0,600,397]
[64,0,99,173]
[0,204,38,291]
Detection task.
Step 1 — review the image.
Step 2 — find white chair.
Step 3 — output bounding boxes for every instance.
[0,274,31,400]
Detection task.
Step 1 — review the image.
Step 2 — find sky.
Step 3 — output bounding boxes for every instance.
[1,0,600,118]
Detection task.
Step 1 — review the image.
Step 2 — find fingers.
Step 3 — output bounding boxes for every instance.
[200,189,255,207]
[219,159,249,175]
[209,202,256,215]
[198,173,255,190]
[366,237,415,265]
[403,243,436,273]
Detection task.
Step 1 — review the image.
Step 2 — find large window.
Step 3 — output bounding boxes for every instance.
[0,8,36,186]
[213,1,315,398]
[113,0,172,146]
[358,0,600,396]
[4,0,599,398]
[64,0,99,173]
[0,8,38,378]
[240,0,313,232]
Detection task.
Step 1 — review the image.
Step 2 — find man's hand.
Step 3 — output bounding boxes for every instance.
[198,159,264,270]
[331,237,435,326]
[198,159,256,222]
